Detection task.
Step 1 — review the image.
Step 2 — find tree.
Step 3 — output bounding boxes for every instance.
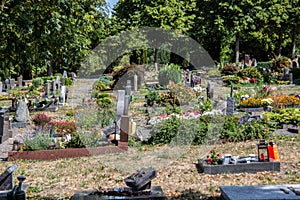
[0,0,108,80]
[113,0,197,68]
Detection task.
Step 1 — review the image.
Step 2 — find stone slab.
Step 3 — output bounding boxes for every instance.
[70,186,167,200]
[11,122,27,129]
[198,160,280,174]
[220,184,300,200]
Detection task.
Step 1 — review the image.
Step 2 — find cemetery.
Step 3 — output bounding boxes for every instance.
[0,58,299,199]
[0,0,300,198]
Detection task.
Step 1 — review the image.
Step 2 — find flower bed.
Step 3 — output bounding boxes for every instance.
[7,145,127,161]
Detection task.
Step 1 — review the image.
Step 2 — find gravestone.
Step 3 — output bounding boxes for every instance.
[45,82,51,97]
[116,90,125,132]
[124,95,130,115]
[0,82,2,93]
[59,86,66,105]
[17,76,23,87]
[134,74,138,91]
[6,84,11,91]
[0,109,9,144]
[220,184,300,200]
[125,80,131,96]
[14,100,29,122]
[52,80,56,94]
[61,77,65,86]
[0,164,18,191]
[63,70,68,78]
[245,54,250,67]
[71,72,76,81]
[226,97,235,116]
[207,81,214,99]
[289,73,293,84]
[56,76,61,90]
[9,79,15,89]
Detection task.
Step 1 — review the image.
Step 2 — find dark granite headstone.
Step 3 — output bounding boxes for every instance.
[14,100,29,122]
[207,81,214,99]
[0,109,9,144]
[220,184,300,200]
[226,97,235,116]
[0,164,18,191]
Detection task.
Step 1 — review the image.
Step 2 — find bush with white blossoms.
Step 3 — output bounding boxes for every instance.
[148,109,223,125]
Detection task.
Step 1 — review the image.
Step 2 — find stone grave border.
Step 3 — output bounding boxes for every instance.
[198,159,280,175]
[7,145,127,161]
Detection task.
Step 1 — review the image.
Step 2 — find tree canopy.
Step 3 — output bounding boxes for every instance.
[0,0,299,80]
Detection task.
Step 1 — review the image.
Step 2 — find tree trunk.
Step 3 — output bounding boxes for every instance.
[154,48,158,72]
[47,62,53,76]
[291,25,297,58]
[235,33,240,64]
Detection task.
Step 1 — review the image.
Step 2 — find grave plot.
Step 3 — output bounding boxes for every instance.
[198,140,281,174]
[70,168,167,200]
[7,79,134,161]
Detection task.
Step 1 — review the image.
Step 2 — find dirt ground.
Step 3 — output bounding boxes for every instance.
[0,137,299,199]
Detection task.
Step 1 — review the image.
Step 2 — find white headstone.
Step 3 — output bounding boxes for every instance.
[134,75,138,91]
[59,86,67,104]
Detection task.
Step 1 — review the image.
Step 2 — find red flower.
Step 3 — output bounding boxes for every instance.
[249,78,256,83]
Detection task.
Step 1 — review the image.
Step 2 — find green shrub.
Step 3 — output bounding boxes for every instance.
[64,77,73,86]
[257,61,273,71]
[66,131,105,148]
[164,105,182,114]
[93,81,107,91]
[158,64,182,86]
[220,64,240,75]
[273,56,290,72]
[145,91,161,106]
[222,75,241,85]
[24,133,53,150]
[98,76,113,86]
[32,78,44,89]
[237,67,263,82]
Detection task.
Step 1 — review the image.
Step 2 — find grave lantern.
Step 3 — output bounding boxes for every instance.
[257,139,269,162]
